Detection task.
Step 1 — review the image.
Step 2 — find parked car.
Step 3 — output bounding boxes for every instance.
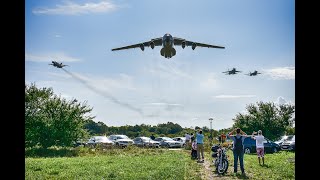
[73,139,87,147]
[132,137,160,148]
[242,136,280,154]
[107,135,134,147]
[275,135,294,146]
[281,135,295,151]
[172,137,186,146]
[154,137,184,148]
[86,136,114,148]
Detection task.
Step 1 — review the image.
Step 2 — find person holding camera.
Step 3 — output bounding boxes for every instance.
[228,128,248,176]
[251,130,265,166]
[196,129,205,162]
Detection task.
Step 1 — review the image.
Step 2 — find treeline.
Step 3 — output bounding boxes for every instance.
[26,82,294,149]
[83,120,220,139]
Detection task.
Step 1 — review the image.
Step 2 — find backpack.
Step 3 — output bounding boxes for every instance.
[234,135,243,153]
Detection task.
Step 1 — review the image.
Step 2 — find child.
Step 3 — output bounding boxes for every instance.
[191,140,197,159]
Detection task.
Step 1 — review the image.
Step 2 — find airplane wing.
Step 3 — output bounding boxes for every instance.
[112,37,162,51]
[173,37,225,49]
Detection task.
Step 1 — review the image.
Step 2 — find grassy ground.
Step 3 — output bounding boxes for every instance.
[25,147,203,180]
[207,150,295,179]
[25,146,294,179]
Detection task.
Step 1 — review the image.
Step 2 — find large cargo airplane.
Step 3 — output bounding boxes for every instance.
[112,33,225,59]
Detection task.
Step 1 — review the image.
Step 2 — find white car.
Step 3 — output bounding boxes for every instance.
[87,136,114,148]
[154,137,184,148]
[132,137,160,148]
[108,135,134,147]
[172,137,187,146]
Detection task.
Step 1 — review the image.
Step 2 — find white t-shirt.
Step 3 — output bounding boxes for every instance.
[185,134,191,140]
[254,135,265,148]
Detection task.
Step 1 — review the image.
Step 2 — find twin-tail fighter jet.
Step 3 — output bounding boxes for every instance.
[222,68,241,75]
[245,70,261,76]
[111,33,225,59]
[49,61,68,68]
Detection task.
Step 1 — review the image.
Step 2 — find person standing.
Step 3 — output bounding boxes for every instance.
[150,134,155,140]
[185,133,191,148]
[251,130,265,166]
[221,133,226,143]
[190,133,195,142]
[196,130,205,162]
[228,128,248,176]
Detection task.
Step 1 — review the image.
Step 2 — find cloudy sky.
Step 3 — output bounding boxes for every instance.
[25,0,295,130]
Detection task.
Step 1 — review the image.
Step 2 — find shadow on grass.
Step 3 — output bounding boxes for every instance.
[214,171,249,179]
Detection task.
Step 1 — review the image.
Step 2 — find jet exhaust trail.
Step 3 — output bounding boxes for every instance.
[61,68,144,115]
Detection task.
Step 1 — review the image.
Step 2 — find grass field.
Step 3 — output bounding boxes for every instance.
[25,146,294,179]
[210,150,295,179]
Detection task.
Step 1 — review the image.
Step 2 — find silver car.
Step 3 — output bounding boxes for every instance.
[86,136,114,148]
[108,135,134,147]
[154,137,184,148]
[132,137,160,148]
[172,137,187,147]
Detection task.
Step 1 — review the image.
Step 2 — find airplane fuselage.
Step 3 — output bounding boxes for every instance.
[161,34,176,59]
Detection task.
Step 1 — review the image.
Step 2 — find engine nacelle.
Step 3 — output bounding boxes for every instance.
[181,41,186,49]
[140,44,145,51]
[192,43,197,50]
[149,41,155,49]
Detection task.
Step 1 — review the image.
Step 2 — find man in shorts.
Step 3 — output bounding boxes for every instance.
[251,130,265,166]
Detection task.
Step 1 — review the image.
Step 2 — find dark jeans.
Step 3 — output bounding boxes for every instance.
[233,150,244,173]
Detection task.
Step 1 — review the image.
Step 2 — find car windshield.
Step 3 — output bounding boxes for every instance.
[141,137,151,141]
[291,135,295,141]
[94,136,109,141]
[162,137,174,141]
[278,135,293,141]
[286,135,294,141]
[117,135,129,139]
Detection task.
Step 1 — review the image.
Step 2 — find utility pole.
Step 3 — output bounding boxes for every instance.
[209,117,213,145]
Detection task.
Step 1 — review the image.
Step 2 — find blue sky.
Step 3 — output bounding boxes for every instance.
[25,0,295,130]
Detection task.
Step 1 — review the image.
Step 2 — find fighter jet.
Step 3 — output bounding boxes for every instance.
[222,68,241,75]
[245,70,261,76]
[111,33,225,59]
[49,61,68,68]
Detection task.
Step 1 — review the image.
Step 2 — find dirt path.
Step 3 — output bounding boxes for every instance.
[199,158,251,180]
[198,160,233,180]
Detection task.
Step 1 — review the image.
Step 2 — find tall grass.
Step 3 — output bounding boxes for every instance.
[208,150,295,179]
[26,147,203,179]
[26,146,294,179]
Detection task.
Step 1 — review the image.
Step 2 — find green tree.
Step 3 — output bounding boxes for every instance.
[25,83,95,148]
[232,101,295,141]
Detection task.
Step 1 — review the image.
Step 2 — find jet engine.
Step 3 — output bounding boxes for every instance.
[172,48,176,56]
[192,43,197,50]
[181,41,186,49]
[140,44,145,51]
[149,41,155,49]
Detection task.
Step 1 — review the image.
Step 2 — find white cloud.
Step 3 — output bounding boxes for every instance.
[213,95,256,99]
[199,73,219,90]
[33,0,118,15]
[25,52,81,62]
[275,96,295,106]
[263,67,295,80]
